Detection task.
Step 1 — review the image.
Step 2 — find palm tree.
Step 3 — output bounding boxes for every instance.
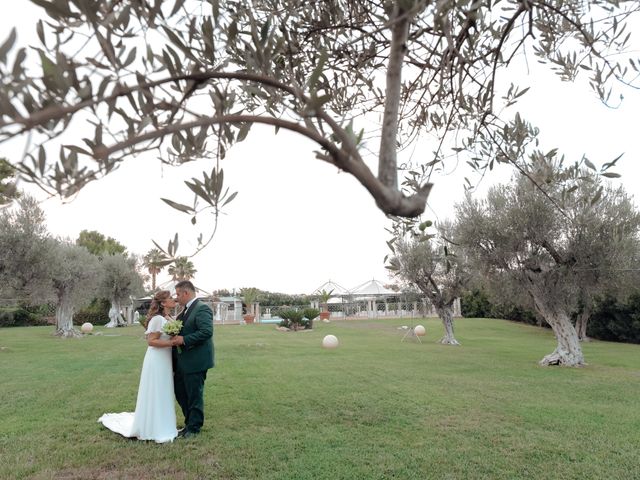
[143,248,167,290]
[168,256,197,281]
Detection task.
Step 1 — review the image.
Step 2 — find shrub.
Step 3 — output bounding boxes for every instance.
[0,307,47,327]
[461,289,492,318]
[463,288,640,344]
[490,303,539,326]
[74,298,111,326]
[277,308,306,330]
[588,294,640,344]
[302,308,320,329]
[461,289,539,326]
[256,292,311,307]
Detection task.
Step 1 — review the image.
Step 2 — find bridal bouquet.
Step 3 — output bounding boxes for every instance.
[163,319,183,336]
[163,319,183,352]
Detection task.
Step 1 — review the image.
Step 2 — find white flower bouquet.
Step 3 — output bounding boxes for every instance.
[163,319,183,336]
[163,319,183,353]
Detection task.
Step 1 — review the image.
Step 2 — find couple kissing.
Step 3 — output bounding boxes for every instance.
[98,280,214,443]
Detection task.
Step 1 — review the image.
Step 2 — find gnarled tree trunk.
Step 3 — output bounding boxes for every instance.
[574,310,591,342]
[436,305,460,345]
[106,300,126,328]
[114,300,125,326]
[55,293,80,338]
[533,296,584,366]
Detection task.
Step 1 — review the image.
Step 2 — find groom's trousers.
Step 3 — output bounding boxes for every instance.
[174,369,207,433]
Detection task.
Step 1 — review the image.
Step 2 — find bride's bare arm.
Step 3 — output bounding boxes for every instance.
[146,332,172,348]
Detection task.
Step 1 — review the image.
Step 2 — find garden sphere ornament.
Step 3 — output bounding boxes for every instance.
[414,325,426,336]
[322,335,339,349]
[81,322,94,334]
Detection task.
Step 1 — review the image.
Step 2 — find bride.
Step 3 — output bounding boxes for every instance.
[98,290,178,443]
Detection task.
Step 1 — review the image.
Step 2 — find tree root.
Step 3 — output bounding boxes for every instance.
[55,328,83,338]
[539,350,584,367]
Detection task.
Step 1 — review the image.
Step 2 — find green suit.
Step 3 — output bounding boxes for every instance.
[173,299,214,433]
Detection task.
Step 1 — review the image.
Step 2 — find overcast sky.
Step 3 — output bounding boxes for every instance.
[2,3,639,295]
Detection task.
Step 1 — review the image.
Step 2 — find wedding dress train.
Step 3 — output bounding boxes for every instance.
[98,315,178,443]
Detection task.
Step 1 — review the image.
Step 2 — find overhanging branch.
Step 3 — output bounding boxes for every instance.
[1,71,307,134]
[93,114,341,160]
[93,114,431,217]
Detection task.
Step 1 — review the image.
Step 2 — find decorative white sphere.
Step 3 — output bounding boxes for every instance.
[414,325,426,336]
[81,322,94,334]
[322,334,339,349]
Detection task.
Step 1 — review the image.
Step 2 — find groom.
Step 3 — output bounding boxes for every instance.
[171,280,214,438]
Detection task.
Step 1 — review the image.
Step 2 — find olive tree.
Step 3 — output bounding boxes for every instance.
[48,241,101,336]
[571,185,640,341]
[97,252,145,326]
[455,165,640,366]
[0,0,637,241]
[388,222,467,344]
[0,196,111,336]
[0,195,53,304]
[76,230,142,324]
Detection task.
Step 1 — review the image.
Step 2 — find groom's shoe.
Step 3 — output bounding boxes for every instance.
[177,428,187,437]
[182,430,199,439]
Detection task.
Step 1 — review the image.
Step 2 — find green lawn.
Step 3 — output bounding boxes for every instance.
[1,318,639,480]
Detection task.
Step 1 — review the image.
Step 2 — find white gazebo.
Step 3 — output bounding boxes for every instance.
[349,279,399,317]
[351,279,396,298]
[312,279,351,296]
[310,280,352,310]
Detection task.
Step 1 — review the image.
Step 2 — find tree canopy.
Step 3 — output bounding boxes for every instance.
[0,197,102,335]
[50,240,101,336]
[0,197,143,336]
[388,224,468,344]
[0,158,19,206]
[454,163,640,365]
[0,0,638,228]
[0,195,53,304]
[76,229,127,256]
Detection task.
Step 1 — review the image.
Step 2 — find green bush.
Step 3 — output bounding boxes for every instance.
[491,303,538,326]
[460,289,492,318]
[588,294,640,344]
[278,307,320,330]
[461,289,539,325]
[74,298,111,326]
[463,288,640,344]
[302,308,320,329]
[259,292,311,307]
[0,307,47,327]
[277,308,307,330]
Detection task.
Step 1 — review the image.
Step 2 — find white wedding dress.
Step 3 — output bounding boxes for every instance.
[98,315,178,443]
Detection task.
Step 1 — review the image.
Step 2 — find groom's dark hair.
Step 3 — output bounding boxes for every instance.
[175,280,196,293]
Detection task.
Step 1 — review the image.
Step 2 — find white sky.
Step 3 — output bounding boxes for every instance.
[2,3,639,295]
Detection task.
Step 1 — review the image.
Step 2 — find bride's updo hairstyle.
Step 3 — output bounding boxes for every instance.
[145,290,172,327]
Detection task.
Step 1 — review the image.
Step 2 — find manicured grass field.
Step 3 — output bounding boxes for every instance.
[1,318,639,479]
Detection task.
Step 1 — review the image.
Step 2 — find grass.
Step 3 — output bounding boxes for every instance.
[0,318,639,480]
